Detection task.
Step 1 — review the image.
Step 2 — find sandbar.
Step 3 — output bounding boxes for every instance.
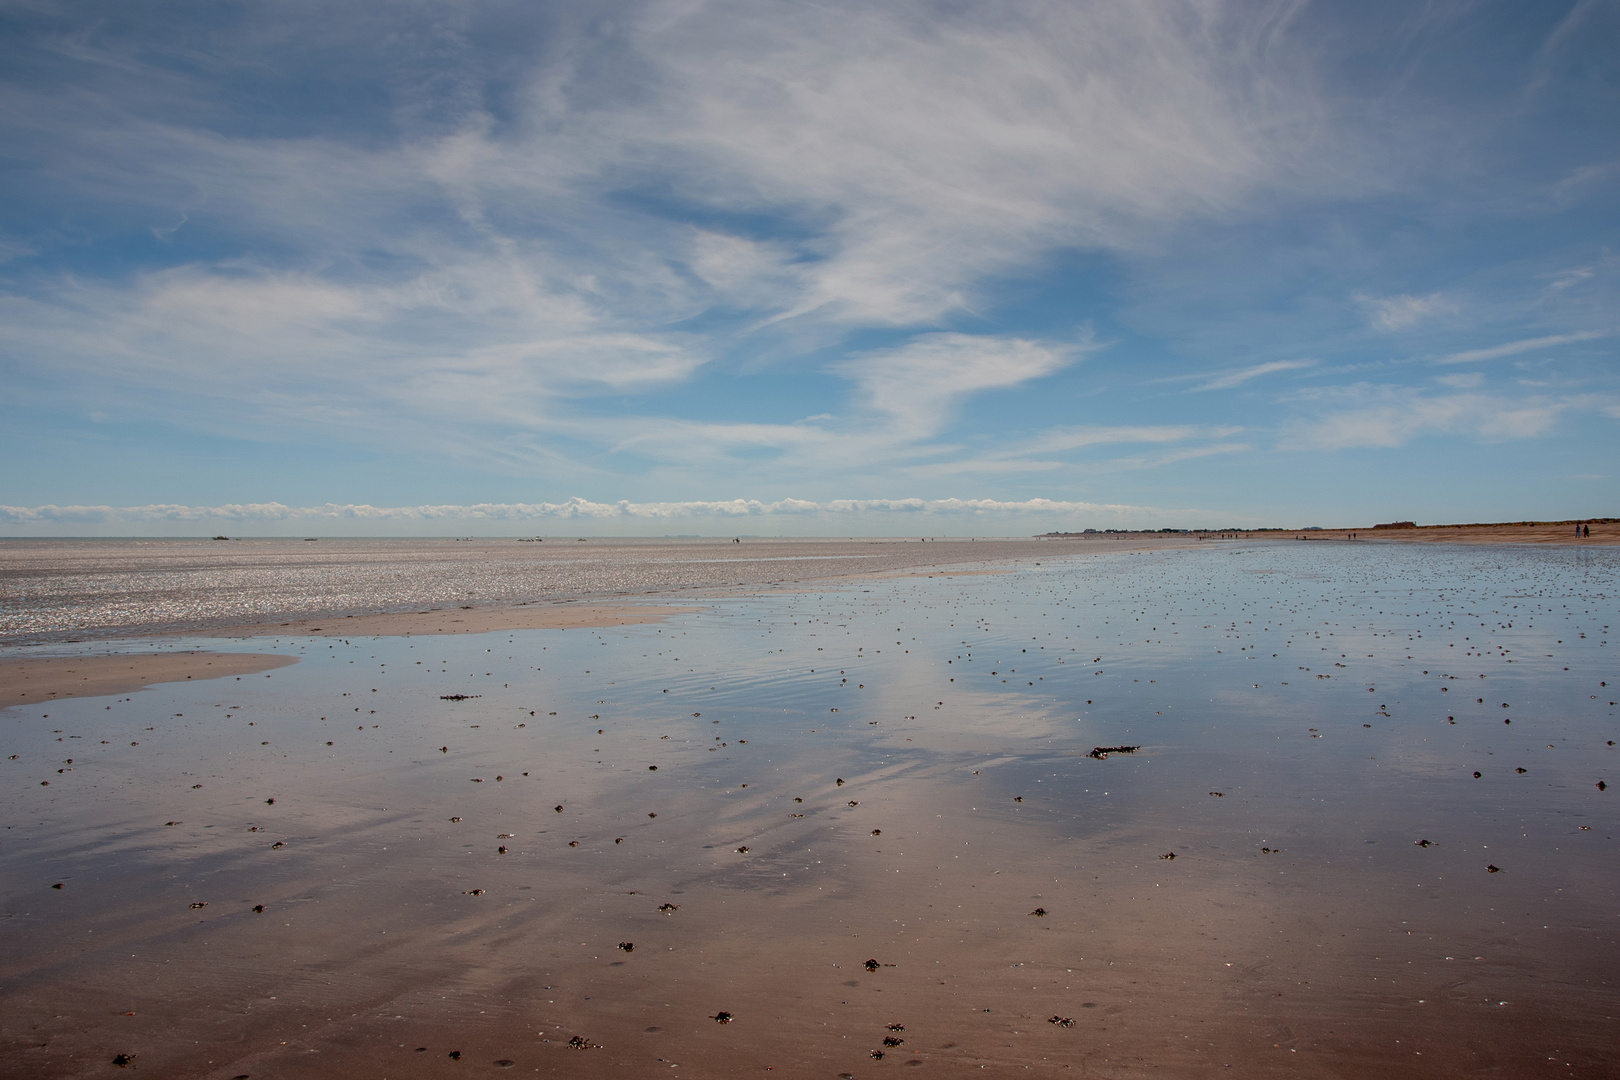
[0,651,298,705]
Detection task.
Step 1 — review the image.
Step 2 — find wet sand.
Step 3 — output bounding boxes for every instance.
[2,542,1616,1078]
[0,651,298,705]
[212,603,701,640]
[0,533,1195,645]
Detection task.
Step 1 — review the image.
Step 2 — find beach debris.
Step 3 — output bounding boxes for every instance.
[253,904,264,913]
[497,846,507,854]
[887,1024,904,1031]
[1600,780,1609,791]
[463,889,485,896]
[448,1050,461,1059]
[165,821,180,826]
[440,694,479,701]
[836,778,844,786]
[1088,745,1138,759]
[1487,865,1500,873]
[618,942,634,952]
[1030,907,1046,916]
[871,829,882,836]
[871,1050,885,1059]
[883,1035,904,1046]
[566,1036,597,1050]
[1473,772,1482,779]
[648,765,657,770]
[568,840,579,847]
[111,1053,135,1067]
[1048,1015,1075,1027]
[659,903,679,914]
[865,958,881,971]
[555,805,563,812]
[735,845,750,853]
[1209,791,1224,797]
[189,901,208,909]
[1013,796,1023,802]
[615,837,624,844]
[271,841,285,849]
[1160,852,1176,860]
[711,1011,733,1024]
[51,882,64,889]
[450,817,461,822]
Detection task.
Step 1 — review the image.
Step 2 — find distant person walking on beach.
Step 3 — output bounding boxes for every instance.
[1584,524,1590,537]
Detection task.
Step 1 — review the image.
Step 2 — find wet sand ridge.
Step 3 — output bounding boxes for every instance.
[0,651,297,706]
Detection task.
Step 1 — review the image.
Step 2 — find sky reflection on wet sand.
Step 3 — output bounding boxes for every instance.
[2,542,1616,1077]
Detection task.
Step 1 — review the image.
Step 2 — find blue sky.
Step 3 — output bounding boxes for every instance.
[1,0,1616,535]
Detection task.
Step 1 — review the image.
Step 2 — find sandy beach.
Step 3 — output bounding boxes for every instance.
[2,538,1616,1078]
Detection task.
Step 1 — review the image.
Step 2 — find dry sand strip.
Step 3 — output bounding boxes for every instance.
[215,603,701,639]
[1,651,298,706]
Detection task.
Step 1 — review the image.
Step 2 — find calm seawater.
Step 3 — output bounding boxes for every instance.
[2,540,1616,1077]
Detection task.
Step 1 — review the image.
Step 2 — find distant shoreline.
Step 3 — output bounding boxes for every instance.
[1043,519,1619,545]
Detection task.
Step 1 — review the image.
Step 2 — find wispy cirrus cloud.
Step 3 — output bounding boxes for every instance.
[1354,291,1457,332]
[833,333,1090,441]
[1192,359,1315,391]
[903,425,1245,478]
[2,1,1616,526]
[1436,331,1609,365]
[0,0,1344,488]
[1282,385,1580,450]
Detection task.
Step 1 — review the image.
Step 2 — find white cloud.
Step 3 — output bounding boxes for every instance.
[1434,372,1484,389]
[1016,425,1205,453]
[1549,266,1595,290]
[1193,359,1314,391]
[833,332,1086,440]
[1436,331,1608,365]
[1283,385,1575,450]
[1354,291,1456,332]
[0,1,1346,446]
[903,425,1246,478]
[0,496,1184,527]
[598,0,1336,328]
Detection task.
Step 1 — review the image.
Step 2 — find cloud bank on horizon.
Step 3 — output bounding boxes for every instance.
[0,496,1192,535]
[1,0,1616,534]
